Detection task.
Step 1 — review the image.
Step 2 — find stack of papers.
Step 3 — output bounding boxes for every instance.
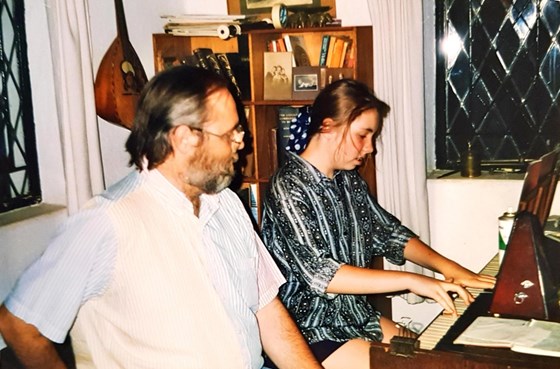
[161,14,249,37]
[454,316,560,357]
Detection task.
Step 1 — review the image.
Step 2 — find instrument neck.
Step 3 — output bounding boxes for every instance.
[114,0,130,43]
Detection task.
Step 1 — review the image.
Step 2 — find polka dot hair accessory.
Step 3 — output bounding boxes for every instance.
[286,105,312,154]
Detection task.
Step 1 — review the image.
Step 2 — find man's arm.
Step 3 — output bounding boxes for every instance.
[256,297,323,369]
[0,305,66,369]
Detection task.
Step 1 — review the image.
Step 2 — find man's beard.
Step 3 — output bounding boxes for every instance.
[184,149,236,194]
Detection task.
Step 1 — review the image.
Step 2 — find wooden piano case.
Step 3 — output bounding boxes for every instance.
[370,291,560,369]
[370,342,560,369]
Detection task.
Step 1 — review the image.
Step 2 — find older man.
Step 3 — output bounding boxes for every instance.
[0,66,323,369]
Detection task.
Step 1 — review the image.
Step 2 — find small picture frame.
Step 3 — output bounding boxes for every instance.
[292,66,321,100]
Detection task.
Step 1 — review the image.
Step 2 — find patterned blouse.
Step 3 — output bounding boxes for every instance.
[261,152,417,343]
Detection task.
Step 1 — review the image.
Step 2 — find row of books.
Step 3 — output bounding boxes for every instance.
[266,33,355,69]
[179,48,251,101]
[266,35,311,67]
[319,35,354,68]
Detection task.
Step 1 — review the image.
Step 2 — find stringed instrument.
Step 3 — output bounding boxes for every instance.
[94,0,147,130]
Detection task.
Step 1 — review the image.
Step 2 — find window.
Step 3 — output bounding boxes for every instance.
[0,0,41,213]
[436,0,560,171]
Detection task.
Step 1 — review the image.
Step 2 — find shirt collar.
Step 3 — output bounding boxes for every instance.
[144,168,195,215]
[287,151,342,182]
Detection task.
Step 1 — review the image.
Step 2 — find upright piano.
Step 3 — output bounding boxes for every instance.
[371,148,560,368]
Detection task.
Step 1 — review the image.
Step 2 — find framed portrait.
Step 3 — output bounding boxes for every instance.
[292,66,320,100]
[263,52,293,100]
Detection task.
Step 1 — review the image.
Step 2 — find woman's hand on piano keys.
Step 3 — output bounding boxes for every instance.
[401,237,496,291]
[443,268,496,290]
[407,276,474,316]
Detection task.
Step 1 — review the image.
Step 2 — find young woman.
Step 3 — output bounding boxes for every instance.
[260,79,496,369]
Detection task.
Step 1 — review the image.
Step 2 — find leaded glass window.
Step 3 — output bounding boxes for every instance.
[0,0,41,213]
[436,0,560,170]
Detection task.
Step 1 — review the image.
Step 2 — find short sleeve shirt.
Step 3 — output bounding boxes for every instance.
[5,169,285,368]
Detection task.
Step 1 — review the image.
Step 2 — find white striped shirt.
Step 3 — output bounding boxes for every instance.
[5,169,285,368]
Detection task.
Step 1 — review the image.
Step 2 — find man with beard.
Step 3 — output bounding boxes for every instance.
[0,66,323,369]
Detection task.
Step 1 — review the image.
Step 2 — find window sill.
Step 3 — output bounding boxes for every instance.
[428,170,525,181]
[0,203,66,228]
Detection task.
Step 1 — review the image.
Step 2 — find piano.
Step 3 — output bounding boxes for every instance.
[371,148,560,368]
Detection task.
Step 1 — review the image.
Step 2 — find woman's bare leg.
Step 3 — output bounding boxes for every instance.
[321,338,370,369]
[379,316,400,343]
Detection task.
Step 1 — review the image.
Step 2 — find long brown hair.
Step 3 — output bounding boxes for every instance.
[309,79,390,139]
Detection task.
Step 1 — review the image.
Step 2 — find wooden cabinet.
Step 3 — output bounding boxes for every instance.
[152,26,375,219]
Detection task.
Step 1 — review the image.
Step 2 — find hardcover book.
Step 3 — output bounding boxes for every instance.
[289,35,311,67]
[318,34,331,66]
[192,47,213,70]
[215,53,242,99]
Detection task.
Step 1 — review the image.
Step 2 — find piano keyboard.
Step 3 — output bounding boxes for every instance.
[418,255,500,350]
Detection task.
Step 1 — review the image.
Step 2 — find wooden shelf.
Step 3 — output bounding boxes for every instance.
[152,26,375,219]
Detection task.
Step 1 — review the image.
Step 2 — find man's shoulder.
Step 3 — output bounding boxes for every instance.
[100,170,144,201]
[77,171,145,216]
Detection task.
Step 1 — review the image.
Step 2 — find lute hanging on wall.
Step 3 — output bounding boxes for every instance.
[94,0,147,130]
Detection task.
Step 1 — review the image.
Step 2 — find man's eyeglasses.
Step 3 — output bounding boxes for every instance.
[192,123,245,145]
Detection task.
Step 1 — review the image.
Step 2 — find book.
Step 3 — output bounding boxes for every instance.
[249,183,258,222]
[225,52,251,100]
[342,38,355,68]
[277,106,299,166]
[215,53,242,99]
[282,34,296,67]
[288,35,311,67]
[318,34,331,66]
[339,37,352,67]
[276,37,287,52]
[269,128,279,173]
[328,37,346,68]
[192,47,213,70]
[182,55,200,68]
[267,39,277,52]
[205,52,226,77]
[454,316,560,358]
[325,36,337,68]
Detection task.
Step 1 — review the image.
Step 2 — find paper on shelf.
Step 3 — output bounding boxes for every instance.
[454,316,560,357]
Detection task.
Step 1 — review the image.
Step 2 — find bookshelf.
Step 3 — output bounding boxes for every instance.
[152,26,375,220]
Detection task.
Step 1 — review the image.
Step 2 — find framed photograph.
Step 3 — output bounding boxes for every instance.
[227,0,335,17]
[292,66,320,100]
[263,52,293,100]
[294,73,318,91]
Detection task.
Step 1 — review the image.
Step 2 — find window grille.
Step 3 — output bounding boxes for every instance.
[436,0,560,171]
[0,0,41,213]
